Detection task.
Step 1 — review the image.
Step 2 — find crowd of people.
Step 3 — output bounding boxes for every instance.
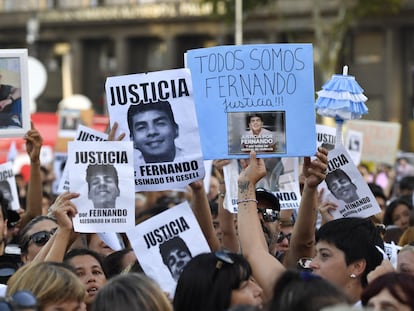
[0,120,413,311]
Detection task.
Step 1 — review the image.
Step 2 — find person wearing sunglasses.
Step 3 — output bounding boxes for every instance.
[173,251,263,311]
[237,148,328,303]
[255,187,281,257]
[18,215,58,264]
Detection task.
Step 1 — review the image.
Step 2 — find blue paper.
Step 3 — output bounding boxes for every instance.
[186,43,316,159]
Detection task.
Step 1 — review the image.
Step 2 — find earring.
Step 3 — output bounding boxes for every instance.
[350,274,357,279]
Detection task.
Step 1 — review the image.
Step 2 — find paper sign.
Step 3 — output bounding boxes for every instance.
[186,43,316,159]
[316,124,336,151]
[321,144,381,219]
[105,68,205,191]
[68,141,135,233]
[0,162,19,211]
[346,120,401,165]
[126,201,210,296]
[57,125,108,193]
[345,128,363,166]
[223,157,300,212]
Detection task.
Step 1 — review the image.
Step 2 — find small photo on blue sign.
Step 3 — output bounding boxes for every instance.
[227,111,286,155]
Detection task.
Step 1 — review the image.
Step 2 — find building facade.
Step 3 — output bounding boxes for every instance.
[0,0,414,149]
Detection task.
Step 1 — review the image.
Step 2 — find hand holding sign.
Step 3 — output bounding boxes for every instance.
[302,146,328,189]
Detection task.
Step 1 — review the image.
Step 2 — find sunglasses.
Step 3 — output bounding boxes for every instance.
[276,232,292,243]
[257,208,280,222]
[0,290,37,311]
[25,227,58,249]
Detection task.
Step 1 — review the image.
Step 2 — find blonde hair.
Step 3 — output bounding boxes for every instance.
[92,273,172,311]
[7,261,85,308]
[398,226,414,246]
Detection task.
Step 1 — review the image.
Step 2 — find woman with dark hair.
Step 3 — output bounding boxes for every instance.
[310,217,384,304]
[361,272,414,310]
[64,248,107,311]
[269,270,350,311]
[383,197,412,232]
[173,252,263,311]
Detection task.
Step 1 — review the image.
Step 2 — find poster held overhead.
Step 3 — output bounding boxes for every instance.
[105,68,205,191]
[186,43,317,159]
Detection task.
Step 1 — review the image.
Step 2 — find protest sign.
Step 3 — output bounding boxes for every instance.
[126,201,210,297]
[321,144,381,219]
[186,43,316,159]
[105,68,205,191]
[68,141,135,233]
[316,124,336,151]
[52,152,67,194]
[0,162,19,211]
[345,128,363,166]
[223,157,300,212]
[346,120,401,166]
[57,125,108,193]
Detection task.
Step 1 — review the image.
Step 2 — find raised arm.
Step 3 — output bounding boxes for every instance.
[18,126,43,229]
[283,146,328,269]
[189,179,221,251]
[237,151,285,303]
[33,192,80,262]
[213,160,239,252]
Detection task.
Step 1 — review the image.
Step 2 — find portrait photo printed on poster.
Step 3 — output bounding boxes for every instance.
[67,140,135,233]
[105,68,205,192]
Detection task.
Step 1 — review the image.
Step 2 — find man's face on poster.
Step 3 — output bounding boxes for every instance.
[166,248,192,281]
[329,176,357,203]
[130,109,178,162]
[249,116,263,134]
[0,184,12,205]
[88,171,120,207]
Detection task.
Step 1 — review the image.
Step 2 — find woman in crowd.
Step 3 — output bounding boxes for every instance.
[236,149,384,306]
[310,217,384,304]
[383,197,413,232]
[92,272,172,311]
[361,272,414,310]
[64,248,107,311]
[7,261,86,311]
[173,251,263,311]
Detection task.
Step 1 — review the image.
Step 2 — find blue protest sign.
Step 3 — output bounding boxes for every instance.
[186,43,316,159]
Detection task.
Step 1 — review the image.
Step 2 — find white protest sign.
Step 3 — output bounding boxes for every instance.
[57,125,108,193]
[346,120,401,165]
[0,162,19,211]
[223,157,300,212]
[126,201,210,296]
[68,141,135,233]
[105,68,205,191]
[316,124,336,150]
[322,144,381,219]
[345,128,363,166]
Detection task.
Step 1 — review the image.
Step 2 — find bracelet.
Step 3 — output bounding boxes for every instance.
[237,198,258,204]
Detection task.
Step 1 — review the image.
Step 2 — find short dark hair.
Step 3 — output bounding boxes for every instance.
[127,100,178,135]
[269,270,350,311]
[247,113,263,125]
[159,236,191,267]
[64,248,107,278]
[325,168,354,192]
[316,217,384,287]
[85,164,119,192]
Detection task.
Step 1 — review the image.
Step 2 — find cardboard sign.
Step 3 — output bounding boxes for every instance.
[346,120,401,165]
[186,43,316,159]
